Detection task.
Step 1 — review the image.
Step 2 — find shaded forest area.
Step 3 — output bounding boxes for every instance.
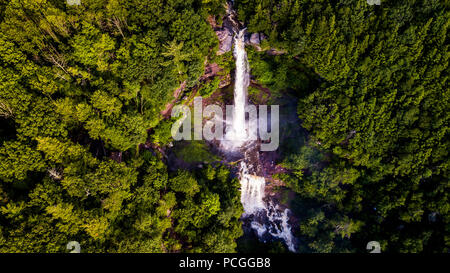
[236,0,449,252]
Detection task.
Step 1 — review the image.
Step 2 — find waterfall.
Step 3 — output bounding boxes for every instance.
[220,24,297,252]
[222,29,250,147]
[231,29,250,141]
[239,162,297,252]
[239,162,266,215]
[265,202,296,252]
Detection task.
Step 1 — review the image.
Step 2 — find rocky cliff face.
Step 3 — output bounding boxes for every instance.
[215,28,266,55]
[216,27,233,54]
[212,2,266,55]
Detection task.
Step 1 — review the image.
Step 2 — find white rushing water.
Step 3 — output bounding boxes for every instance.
[265,202,296,252]
[231,29,250,140]
[239,162,296,252]
[224,29,250,146]
[240,162,266,215]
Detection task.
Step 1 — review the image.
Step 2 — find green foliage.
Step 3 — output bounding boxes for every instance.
[0,0,242,253]
[170,170,200,197]
[173,141,220,164]
[0,141,45,182]
[199,77,220,98]
[238,0,450,253]
[171,164,243,252]
[150,119,174,146]
[248,49,310,94]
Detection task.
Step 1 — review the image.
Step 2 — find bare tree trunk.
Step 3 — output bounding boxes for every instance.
[44,45,71,78]
[111,16,125,38]
[0,100,13,118]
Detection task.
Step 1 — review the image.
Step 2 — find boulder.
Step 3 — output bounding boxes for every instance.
[259,33,267,41]
[249,33,261,45]
[219,74,231,88]
[247,33,267,49]
[216,27,233,55]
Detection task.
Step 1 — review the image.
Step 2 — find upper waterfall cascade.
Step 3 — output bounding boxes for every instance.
[231,29,250,141]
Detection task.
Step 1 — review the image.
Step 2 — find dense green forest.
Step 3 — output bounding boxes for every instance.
[236,0,449,252]
[0,0,448,253]
[0,0,244,252]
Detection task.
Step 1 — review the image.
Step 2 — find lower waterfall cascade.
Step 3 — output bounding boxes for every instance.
[239,162,296,252]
